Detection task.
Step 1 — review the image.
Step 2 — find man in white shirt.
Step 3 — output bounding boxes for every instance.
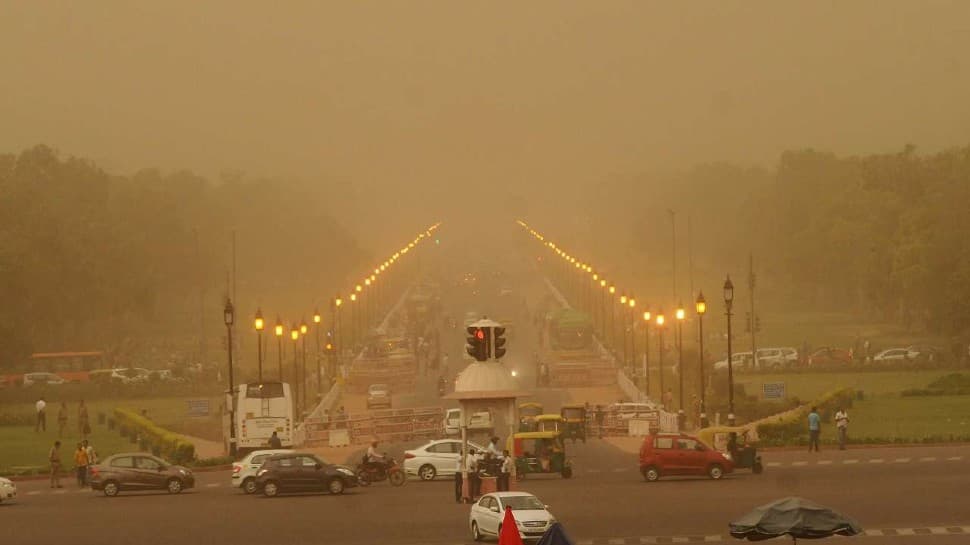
[465,447,480,499]
[498,450,513,491]
[454,452,463,503]
[36,397,47,432]
[365,440,385,473]
[835,408,849,450]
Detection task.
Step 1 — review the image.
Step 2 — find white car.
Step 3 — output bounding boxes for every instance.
[22,372,66,386]
[366,383,392,409]
[403,439,484,481]
[470,491,556,542]
[608,402,657,419]
[873,348,910,364]
[443,408,461,435]
[231,449,292,494]
[713,351,754,371]
[0,477,16,503]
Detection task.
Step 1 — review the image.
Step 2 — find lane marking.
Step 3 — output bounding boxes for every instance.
[869,459,884,464]
[608,539,625,545]
[205,483,220,487]
[897,528,915,535]
[842,460,858,464]
[586,469,602,473]
[704,536,723,542]
[791,461,807,467]
[612,468,628,473]
[53,489,66,494]
[817,460,832,465]
[947,456,963,461]
[920,457,937,462]
[929,527,950,535]
[894,458,911,463]
[766,462,782,467]
[27,491,41,496]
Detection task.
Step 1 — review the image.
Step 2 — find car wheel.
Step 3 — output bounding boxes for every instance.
[471,521,483,542]
[418,464,437,481]
[103,481,120,497]
[642,466,660,482]
[262,481,280,497]
[708,464,724,480]
[167,478,183,494]
[242,477,257,494]
[328,478,345,495]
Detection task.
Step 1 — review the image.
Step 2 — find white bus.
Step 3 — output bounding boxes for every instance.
[235,381,294,451]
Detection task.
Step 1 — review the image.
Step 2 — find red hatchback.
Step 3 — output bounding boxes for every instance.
[639,433,734,482]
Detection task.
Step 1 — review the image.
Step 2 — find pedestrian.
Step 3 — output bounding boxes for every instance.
[595,405,605,438]
[74,442,89,487]
[57,402,68,438]
[466,447,481,499]
[498,450,512,491]
[78,399,90,439]
[49,440,63,488]
[454,451,463,503]
[835,407,849,450]
[36,397,47,432]
[83,439,98,482]
[268,431,282,449]
[808,406,821,452]
[663,388,674,411]
[487,436,502,459]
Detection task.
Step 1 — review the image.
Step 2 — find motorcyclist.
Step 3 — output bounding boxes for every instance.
[365,440,386,475]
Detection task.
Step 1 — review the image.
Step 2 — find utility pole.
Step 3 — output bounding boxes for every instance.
[749,254,758,370]
[668,209,677,301]
[687,213,694,300]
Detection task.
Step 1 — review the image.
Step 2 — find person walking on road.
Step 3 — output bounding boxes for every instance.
[36,397,47,432]
[57,402,68,437]
[466,448,481,499]
[835,407,849,450]
[268,431,282,449]
[663,388,674,411]
[74,442,89,487]
[498,450,512,492]
[83,439,97,481]
[49,440,63,488]
[78,399,91,439]
[808,406,821,452]
[454,452,463,503]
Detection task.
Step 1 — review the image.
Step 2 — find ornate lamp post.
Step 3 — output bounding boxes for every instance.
[628,296,637,373]
[676,304,685,412]
[300,319,308,416]
[223,298,237,457]
[313,310,322,396]
[619,294,628,365]
[724,276,736,426]
[290,325,300,418]
[254,309,265,382]
[608,285,616,349]
[656,310,666,409]
[696,292,708,427]
[641,310,651,395]
[274,317,284,380]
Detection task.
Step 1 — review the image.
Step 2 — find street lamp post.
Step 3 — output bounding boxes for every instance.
[290,325,300,419]
[696,292,709,427]
[676,304,685,412]
[599,279,607,339]
[333,295,343,381]
[724,276,736,426]
[254,309,265,383]
[223,298,237,457]
[620,294,628,366]
[656,310,665,409]
[313,310,322,397]
[274,317,284,380]
[350,293,358,351]
[628,297,636,374]
[642,311,651,396]
[608,285,616,351]
[300,319,308,416]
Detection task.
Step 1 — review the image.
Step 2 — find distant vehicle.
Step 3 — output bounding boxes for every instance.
[109,368,150,384]
[366,383,392,409]
[29,351,105,383]
[755,348,798,369]
[254,452,358,497]
[905,345,944,363]
[89,453,195,496]
[807,347,852,367]
[402,439,485,481]
[231,449,292,494]
[0,476,16,503]
[468,409,494,431]
[22,372,66,387]
[235,381,294,452]
[873,348,910,364]
[608,402,658,420]
[639,432,734,482]
[713,352,754,371]
[147,369,182,382]
[469,491,557,542]
[443,408,461,435]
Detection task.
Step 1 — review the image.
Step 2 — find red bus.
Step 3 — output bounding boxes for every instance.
[30,351,106,383]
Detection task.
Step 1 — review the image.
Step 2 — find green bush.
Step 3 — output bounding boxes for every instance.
[113,408,196,464]
[901,373,970,396]
[191,456,234,467]
[757,387,855,443]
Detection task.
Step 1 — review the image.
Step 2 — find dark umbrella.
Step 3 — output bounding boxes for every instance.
[729,497,862,543]
[535,522,577,545]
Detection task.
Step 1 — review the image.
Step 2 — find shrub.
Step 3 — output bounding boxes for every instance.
[191,456,234,468]
[756,387,854,443]
[113,408,196,464]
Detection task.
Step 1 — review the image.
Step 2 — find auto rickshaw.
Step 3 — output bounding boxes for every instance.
[697,426,764,474]
[518,402,544,432]
[510,431,573,479]
[534,414,563,433]
[560,404,587,443]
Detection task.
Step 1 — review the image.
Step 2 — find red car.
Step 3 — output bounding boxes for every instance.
[639,433,734,482]
[807,347,852,367]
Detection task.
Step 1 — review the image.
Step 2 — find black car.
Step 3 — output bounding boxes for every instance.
[254,453,358,497]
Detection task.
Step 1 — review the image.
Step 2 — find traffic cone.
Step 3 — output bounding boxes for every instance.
[499,506,524,545]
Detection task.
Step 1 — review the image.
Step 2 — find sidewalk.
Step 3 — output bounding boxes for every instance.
[179,434,225,459]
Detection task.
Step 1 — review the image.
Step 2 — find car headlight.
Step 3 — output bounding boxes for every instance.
[257,469,268,477]
[179,469,188,475]
[337,468,354,476]
[723,453,732,461]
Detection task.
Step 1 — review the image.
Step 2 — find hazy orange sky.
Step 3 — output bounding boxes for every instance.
[3,1,969,238]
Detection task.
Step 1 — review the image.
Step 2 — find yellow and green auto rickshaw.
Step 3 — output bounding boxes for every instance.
[697,425,764,474]
[534,414,563,433]
[510,431,573,479]
[560,404,587,443]
[518,402,544,432]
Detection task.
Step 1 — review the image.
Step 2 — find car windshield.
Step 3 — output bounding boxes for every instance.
[503,495,545,510]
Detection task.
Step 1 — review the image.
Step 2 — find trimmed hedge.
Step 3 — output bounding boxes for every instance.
[757,387,855,444]
[113,408,195,464]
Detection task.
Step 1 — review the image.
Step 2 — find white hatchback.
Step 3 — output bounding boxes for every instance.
[0,477,16,503]
[470,491,556,542]
[231,449,292,494]
[403,439,484,481]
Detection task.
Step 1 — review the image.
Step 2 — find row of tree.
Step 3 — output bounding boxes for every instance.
[0,145,370,368]
[558,144,970,337]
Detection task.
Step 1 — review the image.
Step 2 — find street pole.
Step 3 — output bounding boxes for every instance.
[657,317,665,409]
[301,334,307,417]
[749,254,758,370]
[224,299,237,457]
[677,313,684,411]
[697,298,707,427]
[643,312,650,397]
[276,335,283,381]
[257,331,263,383]
[724,276,736,426]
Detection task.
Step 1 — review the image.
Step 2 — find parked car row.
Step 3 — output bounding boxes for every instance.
[714,343,948,371]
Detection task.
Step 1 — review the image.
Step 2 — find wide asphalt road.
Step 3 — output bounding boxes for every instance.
[9,441,970,545]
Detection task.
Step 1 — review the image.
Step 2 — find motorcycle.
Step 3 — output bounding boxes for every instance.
[356,456,407,487]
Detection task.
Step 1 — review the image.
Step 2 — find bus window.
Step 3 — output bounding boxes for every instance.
[245,382,284,398]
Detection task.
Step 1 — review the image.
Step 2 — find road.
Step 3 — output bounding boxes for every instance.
[9,247,970,545]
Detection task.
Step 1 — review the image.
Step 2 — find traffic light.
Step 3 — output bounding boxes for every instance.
[466,326,489,361]
[492,327,507,360]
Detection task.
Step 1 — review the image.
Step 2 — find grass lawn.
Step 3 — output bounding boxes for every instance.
[735,370,955,401]
[837,395,970,441]
[0,396,223,475]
